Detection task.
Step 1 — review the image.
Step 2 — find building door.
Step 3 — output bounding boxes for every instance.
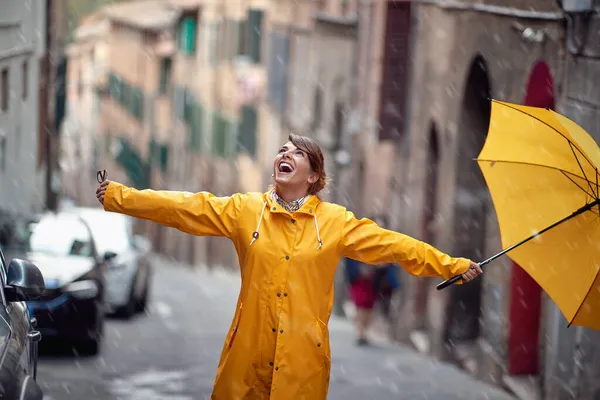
[508,61,555,375]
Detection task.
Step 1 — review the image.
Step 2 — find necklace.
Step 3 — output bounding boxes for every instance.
[272,191,308,213]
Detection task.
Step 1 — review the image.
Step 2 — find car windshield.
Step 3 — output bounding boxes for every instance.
[29,214,93,258]
[80,212,132,255]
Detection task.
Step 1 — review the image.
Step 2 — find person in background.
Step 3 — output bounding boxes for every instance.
[345,215,401,346]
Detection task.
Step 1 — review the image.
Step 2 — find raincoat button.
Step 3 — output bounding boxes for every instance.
[269,362,274,366]
[284,293,288,297]
[275,366,279,371]
[272,207,276,211]
[277,293,281,297]
[291,219,296,223]
[272,328,276,332]
[280,329,284,333]
[309,209,313,213]
[317,343,321,347]
[285,255,290,260]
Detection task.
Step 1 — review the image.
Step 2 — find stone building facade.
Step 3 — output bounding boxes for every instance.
[366,1,600,399]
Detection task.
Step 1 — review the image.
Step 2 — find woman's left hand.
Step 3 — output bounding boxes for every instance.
[461,261,483,283]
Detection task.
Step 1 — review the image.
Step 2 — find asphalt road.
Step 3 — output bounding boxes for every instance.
[37,256,514,400]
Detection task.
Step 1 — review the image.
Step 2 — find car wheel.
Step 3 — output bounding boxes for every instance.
[136,275,150,313]
[79,310,103,356]
[116,287,136,319]
[79,338,100,356]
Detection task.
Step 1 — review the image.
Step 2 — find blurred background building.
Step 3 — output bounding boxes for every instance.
[0,0,67,241]
[57,0,600,399]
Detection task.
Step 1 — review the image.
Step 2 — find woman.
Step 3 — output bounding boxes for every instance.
[96,134,482,400]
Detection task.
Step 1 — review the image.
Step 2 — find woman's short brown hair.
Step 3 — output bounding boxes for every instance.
[289,133,327,195]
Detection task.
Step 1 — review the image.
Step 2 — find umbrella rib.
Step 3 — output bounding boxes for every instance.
[568,142,597,198]
[477,158,596,198]
[493,101,598,174]
[560,171,596,199]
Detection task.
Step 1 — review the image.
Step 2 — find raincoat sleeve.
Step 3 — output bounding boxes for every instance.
[339,211,471,280]
[103,182,244,239]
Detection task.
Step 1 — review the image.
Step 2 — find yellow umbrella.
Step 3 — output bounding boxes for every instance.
[437,100,600,330]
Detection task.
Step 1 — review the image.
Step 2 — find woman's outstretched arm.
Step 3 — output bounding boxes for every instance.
[338,210,479,282]
[97,180,245,239]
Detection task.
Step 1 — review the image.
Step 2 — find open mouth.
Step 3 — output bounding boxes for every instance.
[278,162,294,174]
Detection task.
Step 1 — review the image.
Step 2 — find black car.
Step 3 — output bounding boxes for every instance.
[0,250,46,399]
[23,211,108,355]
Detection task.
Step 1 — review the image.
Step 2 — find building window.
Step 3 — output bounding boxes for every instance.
[238,105,257,157]
[178,16,197,56]
[159,57,172,94]
[0,135,5,171]
[130,88,144,120]
[22,61,28,100]
[238,19,248,56]
[267,30,290,113]
[1,68,8,111]
[212,112,229,157]
[247,9,263,63]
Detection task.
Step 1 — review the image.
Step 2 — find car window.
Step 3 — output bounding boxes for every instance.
[29,214,94,258]
[80,212,133,255]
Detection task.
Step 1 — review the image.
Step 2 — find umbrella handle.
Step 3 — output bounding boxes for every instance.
[436,274,463,290]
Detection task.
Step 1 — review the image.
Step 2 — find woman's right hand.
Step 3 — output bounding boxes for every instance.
[96,180,110,206]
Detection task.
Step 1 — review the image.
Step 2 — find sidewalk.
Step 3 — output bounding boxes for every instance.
[327,305,514,400]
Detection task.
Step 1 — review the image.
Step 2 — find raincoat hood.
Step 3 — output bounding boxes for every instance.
[103,183,471,399]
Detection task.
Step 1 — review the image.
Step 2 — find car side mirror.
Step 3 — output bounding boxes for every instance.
[103,251,118,261]
[5,259,45,302]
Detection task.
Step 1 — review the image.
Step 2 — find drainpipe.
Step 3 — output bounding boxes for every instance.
[44,0,58,211]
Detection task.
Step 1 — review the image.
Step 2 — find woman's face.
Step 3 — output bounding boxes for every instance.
[273,141,317,191]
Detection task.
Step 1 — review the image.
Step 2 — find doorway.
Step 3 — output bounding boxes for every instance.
[508,61,555,375]
[446,55,491,344]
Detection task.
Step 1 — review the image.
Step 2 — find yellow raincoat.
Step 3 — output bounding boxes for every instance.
[103,182,470,400]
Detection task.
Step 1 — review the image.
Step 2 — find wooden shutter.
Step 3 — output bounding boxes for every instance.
[238,105,257,157]
[248,9,263,63]
[378,2,411,141]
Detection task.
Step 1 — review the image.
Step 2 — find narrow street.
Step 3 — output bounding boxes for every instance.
[38,257,515,400]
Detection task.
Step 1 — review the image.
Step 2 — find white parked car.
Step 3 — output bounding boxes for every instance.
[75,207,152,318]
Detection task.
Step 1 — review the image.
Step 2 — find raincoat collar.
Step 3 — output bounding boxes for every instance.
[263,190,321,216]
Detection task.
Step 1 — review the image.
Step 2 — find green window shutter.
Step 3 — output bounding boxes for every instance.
[148,139,158,164]
[115,76,123,103]
[127,88,143,121]
[159,145,169,172]
[123,81,130,109]
[238,105,257,157]
[189,104,203,152]
[108,73,117,98]
[179,17,197,55]
[247,9,263,63]
[212,112,227,157]
[183,89,193,124]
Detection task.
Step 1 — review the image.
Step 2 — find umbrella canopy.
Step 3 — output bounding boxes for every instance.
[440,100,600,330]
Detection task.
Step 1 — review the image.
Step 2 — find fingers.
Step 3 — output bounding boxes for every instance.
[461,261,483,283]
[96,180,110,205]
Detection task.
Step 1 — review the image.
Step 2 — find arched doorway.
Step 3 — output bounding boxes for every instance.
[414,122,440,330]
[446,55,491,345]
[508,61,555,375]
